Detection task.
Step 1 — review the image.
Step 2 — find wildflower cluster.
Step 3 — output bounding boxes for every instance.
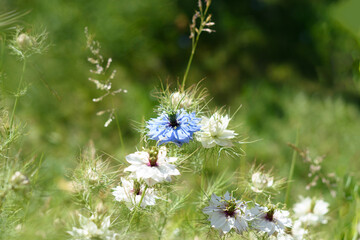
[59,0,339,238]
[0,3,351,240]
[203,192,292,237]
[203,192,330,239]
[68,1,335,239]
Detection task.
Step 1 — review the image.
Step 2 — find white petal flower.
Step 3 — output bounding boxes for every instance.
[292,220,308,240]
[124,146,180,186]
[250,205,292,236]
[196,112,237,148]
[203,192,252,235]
[251,172,274,193]
[112,178,158,210]
[10,171,30,187]
[67,214,119,240]
[293,196,329,226]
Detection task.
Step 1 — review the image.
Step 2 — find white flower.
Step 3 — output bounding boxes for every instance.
[10,171,29,188]
[203,192,252,234]
[67,214,119,240]
[124,146,180,186]
[292,220,308,240]
[293,196,329,226]
[251,172,274,193]
[250,205,292,236]
[196,112,237,148]
[112,178,158,209]
[171,92,192,108]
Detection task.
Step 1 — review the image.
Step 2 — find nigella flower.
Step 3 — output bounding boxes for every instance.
[112,178,158,210]
[67,214,119,240]
[147,109,201,146]
[196,112,237,148]
[250,205,292,236]
[124,146,180,186]
[293,196,329,226]
[203,192,252,235]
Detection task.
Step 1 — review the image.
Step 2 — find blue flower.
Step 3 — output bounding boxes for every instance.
[147,109,201,146]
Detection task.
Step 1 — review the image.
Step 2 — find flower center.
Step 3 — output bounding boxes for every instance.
[148,147,159,167]
[168,113,180,128]
[133,181,142,195]
[265,208,275,222]
[223,199,237,217]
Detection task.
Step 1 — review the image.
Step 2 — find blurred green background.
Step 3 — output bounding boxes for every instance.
[1,0,360,209]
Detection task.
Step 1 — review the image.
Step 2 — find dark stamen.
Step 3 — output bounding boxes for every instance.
[223,200,237,217]
[224,209,235,217]
[265,209,275,222]
[168,113,180,128]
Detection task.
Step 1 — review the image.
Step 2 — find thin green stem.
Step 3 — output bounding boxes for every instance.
[182,37,198,91]
[285,129,299,206]
[6,58,26,171]
[200,150,209,190]
[115,113,125,153]
[126,185,148,234]
[9,58,26,132]
[0,34,5,72]
[240,146,247,177]
[181,4,210,91]
[158,217,168,240]
[23,154,44,222]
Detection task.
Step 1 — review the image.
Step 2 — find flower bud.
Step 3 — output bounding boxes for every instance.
[86,168,99,183]
[171,92,192,108]
[10,171,30,188]
[16,33,34,50]
[251,172,273,193]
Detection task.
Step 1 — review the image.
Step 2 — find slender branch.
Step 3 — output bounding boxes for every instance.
[181,3,211,91]
[9,58,27,132]
[6,58,26,171]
